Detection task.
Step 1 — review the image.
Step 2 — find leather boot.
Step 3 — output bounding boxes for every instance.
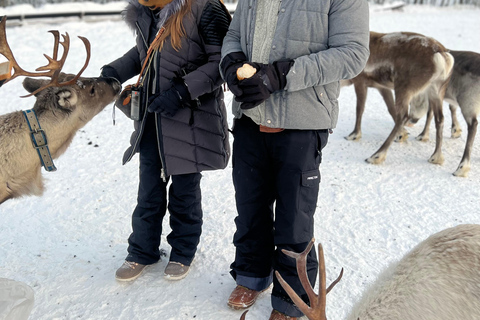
[227,285,266,310]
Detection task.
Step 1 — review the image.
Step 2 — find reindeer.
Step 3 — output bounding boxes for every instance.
[342,31,454,166]
[408,50,480,177]
[0,16,121,204]
[242,224,480,319]
[344,46,479,177]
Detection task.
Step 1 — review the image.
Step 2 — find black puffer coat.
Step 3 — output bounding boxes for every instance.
[104,0,231,177]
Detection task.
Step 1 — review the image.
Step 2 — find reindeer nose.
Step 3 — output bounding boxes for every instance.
[104,77,122,94]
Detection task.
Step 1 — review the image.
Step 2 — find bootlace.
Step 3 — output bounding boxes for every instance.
[124,261,140,269]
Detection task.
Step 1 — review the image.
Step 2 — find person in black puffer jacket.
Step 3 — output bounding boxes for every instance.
[100,0,231,282]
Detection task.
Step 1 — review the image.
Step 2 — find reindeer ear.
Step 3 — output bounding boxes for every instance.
[23,77,50,96]
[58,72,76,83]
[56,89,78,108]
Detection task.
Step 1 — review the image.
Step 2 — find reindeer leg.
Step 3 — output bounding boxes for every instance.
[428,97,445,165]
[417,106,433,142]
[380,88,408,143]
[449,104,462,139]
[381,87,395,121]
[346,81,368,141]
[366,94,410,164]
[453,116,477,177]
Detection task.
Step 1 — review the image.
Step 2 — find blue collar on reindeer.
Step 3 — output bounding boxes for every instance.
[22,109,57,172]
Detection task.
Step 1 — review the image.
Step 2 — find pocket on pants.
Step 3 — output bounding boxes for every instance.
[302,169,321,187]
[299,169,321,216]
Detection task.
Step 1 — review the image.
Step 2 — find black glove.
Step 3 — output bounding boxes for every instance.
[220,51,248,96]
[99,65,121,82]
[234,73,270,109]
[147,77,192,117]
[235,59,294,110]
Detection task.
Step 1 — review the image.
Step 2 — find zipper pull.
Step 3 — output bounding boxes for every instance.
[161,168,166,182]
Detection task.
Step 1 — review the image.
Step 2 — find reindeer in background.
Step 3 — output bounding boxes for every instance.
[408,50,480,177]
[0,16,121,204]
[242,224,480,319]
[344,42,479,177]
[341,31,454,166]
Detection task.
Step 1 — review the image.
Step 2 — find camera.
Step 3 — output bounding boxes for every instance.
[130,87,143,121]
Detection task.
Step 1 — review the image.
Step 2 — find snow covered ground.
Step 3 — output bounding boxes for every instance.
[1,2,480,320]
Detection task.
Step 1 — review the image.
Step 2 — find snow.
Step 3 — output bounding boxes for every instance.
[1,2,480,320]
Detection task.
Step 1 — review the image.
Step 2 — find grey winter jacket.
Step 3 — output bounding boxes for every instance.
[105,0,231,177]
[220,0,370,130]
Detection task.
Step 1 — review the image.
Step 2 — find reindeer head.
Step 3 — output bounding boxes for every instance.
[23,73,121,124]
[1,15,121,125]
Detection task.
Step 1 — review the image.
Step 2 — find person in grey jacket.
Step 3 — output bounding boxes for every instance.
[220,0,369,319]
[101,0,231,282]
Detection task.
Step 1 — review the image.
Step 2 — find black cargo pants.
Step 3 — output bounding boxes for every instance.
[230,115,328,317]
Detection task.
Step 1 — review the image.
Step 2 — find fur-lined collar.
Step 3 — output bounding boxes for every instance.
[123,0,186,32]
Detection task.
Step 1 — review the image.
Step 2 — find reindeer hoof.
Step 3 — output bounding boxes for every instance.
[416,134,429,142]
[345,132,362,141]
[366,154,385,164]
[395,132,409,142]
[453,164,470,177]
[451,128,462,139]
[428,154,444,165]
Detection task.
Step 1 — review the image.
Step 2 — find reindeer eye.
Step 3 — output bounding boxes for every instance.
[90,86,95,96]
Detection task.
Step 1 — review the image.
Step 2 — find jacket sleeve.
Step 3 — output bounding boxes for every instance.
[101,46,142,84]
[183,0,231,100]
[219,0,246,80]
[285,0,370,92]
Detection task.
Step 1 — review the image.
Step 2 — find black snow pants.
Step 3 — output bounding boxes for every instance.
[126,113,203,266]
[230,115,329,317]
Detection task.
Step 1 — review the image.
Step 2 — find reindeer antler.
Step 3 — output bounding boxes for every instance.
[275,239,344,320]
[0,15,91,97]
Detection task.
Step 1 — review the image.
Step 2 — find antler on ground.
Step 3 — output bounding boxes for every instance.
[275,239,343,320]
[0,15,91,96]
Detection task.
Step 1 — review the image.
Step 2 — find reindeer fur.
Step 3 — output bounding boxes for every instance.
[346,224,480,320]
[342,31,454,165]
[409,50,480,177]
[0,73,120,204]
[347,49,479,177]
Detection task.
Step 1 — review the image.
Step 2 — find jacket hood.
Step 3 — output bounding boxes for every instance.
[123,0,186,32]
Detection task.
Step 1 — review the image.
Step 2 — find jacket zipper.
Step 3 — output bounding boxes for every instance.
[125,21,167,183]
[124,23,150,165]
[153,50,167,182]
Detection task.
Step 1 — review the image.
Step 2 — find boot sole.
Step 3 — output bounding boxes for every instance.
[164,268,190,281]
[115,266,148,282]
[227,301,256,310]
